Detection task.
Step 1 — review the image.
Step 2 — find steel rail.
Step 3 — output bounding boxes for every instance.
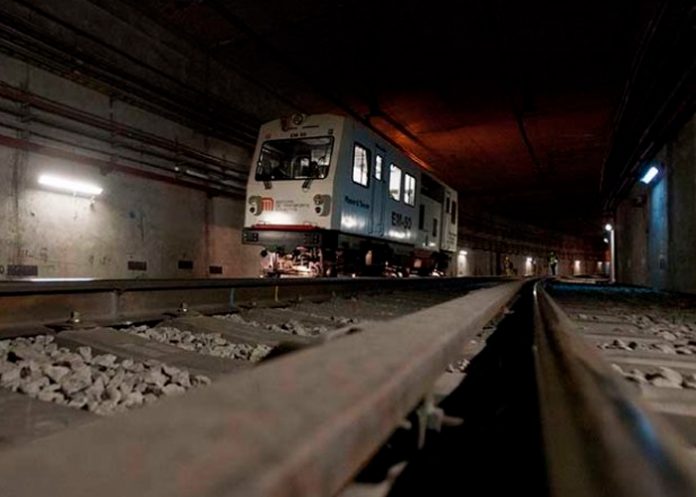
[0,276,505,332]
[0,280,523,497]
[533,283,696,497]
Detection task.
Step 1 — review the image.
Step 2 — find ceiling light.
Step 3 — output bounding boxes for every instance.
[640,166,659,185]
[38,174,103,196]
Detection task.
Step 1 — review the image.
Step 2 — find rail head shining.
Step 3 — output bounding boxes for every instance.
[533,283,696,497]
[0,281,523,497]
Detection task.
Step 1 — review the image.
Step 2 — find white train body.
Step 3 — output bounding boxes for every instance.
[242,113,458,276]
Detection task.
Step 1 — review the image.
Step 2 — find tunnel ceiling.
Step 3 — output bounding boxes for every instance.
[120,0,657,235]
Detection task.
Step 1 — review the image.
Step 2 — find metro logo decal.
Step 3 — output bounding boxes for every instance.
[248,196,274,216]
[261,197,274,211]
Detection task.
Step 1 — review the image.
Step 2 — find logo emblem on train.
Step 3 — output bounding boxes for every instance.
[248,196,274,215]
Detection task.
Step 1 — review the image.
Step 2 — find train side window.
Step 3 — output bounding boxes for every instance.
[451,200,457,224]
[432,218,438,238]
[389,164,402,201]
[446,197,450,213]
[375,154,383,181]
[352,143,370,187]
[418,204,425,230]
[404,174,416,206]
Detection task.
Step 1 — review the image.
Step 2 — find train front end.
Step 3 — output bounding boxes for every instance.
[242,114,342,277]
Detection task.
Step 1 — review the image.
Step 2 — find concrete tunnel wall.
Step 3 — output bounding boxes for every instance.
[615,112,696,293]
[0,52,262,279]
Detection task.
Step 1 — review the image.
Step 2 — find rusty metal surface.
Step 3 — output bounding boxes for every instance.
[533,284,696,497]
[0,276,504,294]
[0,276,504,332]
[0,281,523,497]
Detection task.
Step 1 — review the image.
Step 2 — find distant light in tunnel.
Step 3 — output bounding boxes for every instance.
[38,174,103,196]
[459,250,468,256]
[604,223,613,232]
[603,237,609,244]
[640,166,659,185]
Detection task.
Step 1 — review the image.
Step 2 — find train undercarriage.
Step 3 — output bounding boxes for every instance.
[242,228,451,278]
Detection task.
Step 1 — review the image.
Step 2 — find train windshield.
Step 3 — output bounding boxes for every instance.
[256,137,334,181]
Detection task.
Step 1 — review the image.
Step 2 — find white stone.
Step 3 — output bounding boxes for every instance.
[92,354,118,368]
[193,374,211,386]
[654,343,677,354]
[123,391,144,407]
[0,366,20,384]
[44,365,71,383]
[20,377,49,396]
[77,347,92,362]
[38,390,65,403]
[144,370,168,388]
[647,367,683,388]
[161,384,186,396]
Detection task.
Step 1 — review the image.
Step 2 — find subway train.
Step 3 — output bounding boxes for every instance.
[242,113,458,277]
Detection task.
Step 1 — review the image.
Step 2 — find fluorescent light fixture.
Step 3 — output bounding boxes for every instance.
[604,223,613,232]
[184,169,209,180]
[640,166,659,185]
[39,174,103,196]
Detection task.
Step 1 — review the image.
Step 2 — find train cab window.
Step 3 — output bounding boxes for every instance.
[375,154,383,181]
[256,137,333,181]
[404,174,416,206]
[432,218,438,238]
[451,200,457,224]
[352,144,370,187]
[389,164,402,201]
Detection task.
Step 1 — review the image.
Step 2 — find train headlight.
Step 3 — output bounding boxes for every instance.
[313,194,331,217]
[249,196,263,216]
[291,113,305,125]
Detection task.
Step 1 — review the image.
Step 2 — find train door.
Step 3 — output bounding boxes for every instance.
[440,190,457,252]
[370,151,386,236]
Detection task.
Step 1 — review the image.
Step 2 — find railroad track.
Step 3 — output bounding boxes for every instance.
[0,277,499,445]
[548,283,696,454]
[0,278,695,497]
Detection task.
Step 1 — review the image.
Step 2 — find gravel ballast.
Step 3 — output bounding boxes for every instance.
[0,335,210,415]
[213,313,329,337]
[121,325,273,361]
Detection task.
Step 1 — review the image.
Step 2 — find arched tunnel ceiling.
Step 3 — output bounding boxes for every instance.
[121,0,658,235]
